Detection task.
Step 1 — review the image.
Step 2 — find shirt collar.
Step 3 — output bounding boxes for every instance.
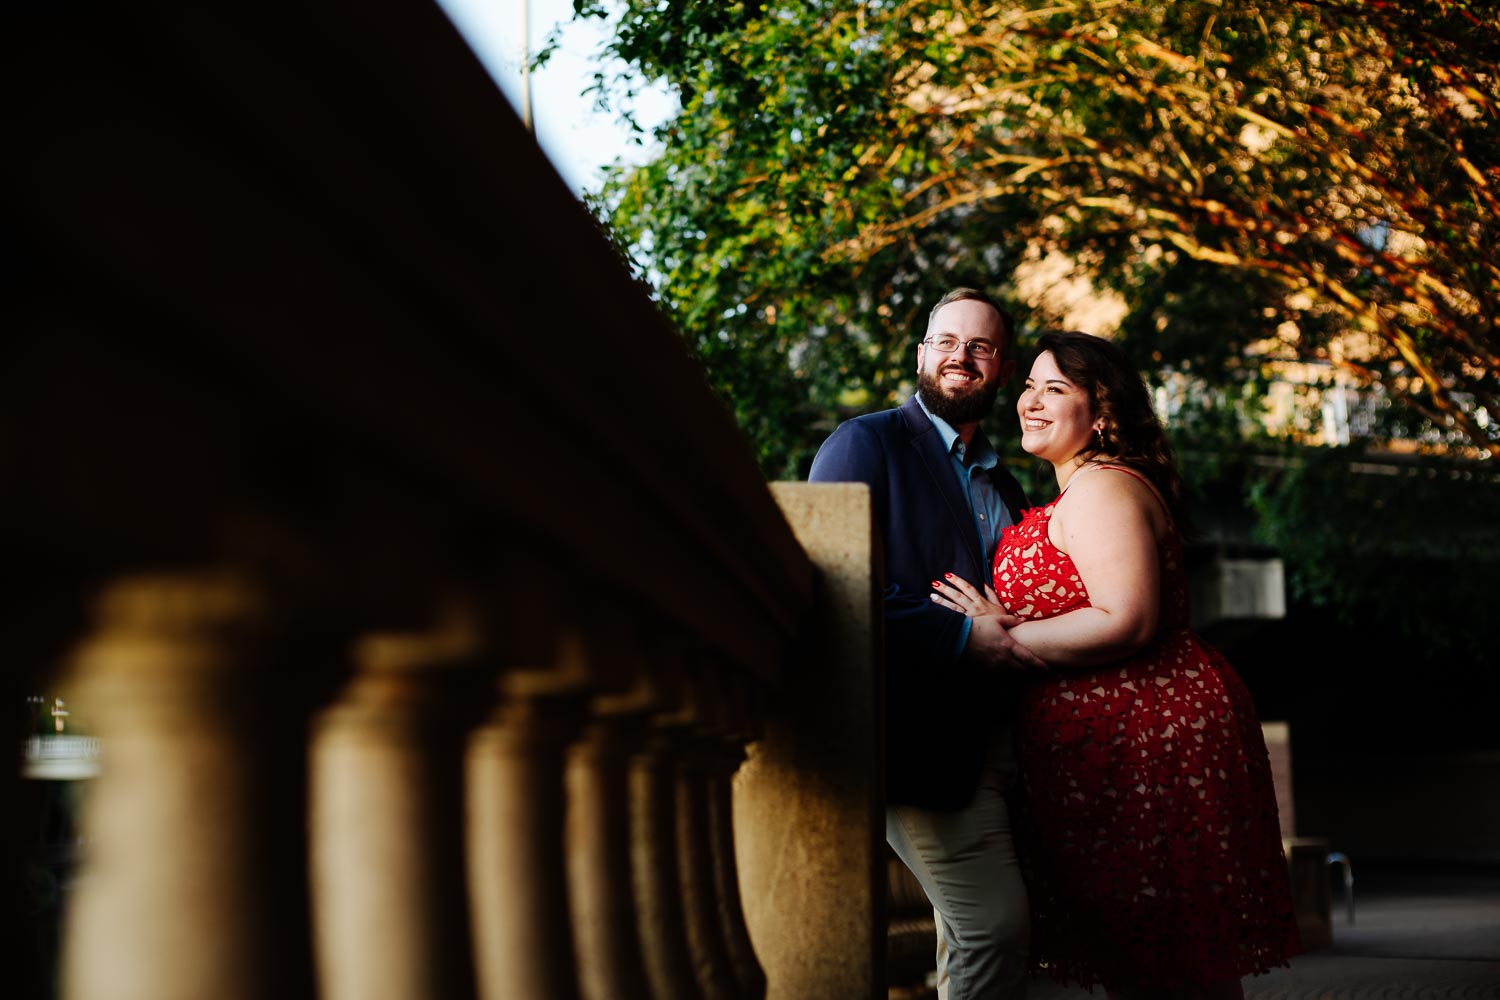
[914,393,999,469]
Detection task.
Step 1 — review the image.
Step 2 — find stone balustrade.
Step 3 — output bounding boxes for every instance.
[9,4,886,999]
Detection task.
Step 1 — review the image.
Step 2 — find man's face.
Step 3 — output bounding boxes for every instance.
[915,299,1015,426]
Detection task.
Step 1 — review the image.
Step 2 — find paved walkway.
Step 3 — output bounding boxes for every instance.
[1028,864,1500,999]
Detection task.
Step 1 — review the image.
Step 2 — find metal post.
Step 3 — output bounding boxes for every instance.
[1327,852,1355,926]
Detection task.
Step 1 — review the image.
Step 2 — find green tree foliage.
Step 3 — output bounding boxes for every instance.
[579,0,1499,476]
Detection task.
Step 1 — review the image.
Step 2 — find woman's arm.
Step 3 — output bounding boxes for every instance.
[933,471,1164,669]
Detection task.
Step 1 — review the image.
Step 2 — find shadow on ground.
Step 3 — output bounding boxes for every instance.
[1028,863,1500,999]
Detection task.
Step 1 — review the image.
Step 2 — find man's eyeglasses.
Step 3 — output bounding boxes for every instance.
[923,335,1000,360]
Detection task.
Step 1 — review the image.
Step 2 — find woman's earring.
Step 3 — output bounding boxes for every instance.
[1095,427,1105,450]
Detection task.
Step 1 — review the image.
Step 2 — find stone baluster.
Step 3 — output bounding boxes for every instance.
[566,613,653,1000]
[627,651,702,1000]
[467,632,583,1000]
[705,672,767,1000]
[309,600,488,1000]
[675,665,744,1000]
[60,571,333,1000]
[467,573,647,1000]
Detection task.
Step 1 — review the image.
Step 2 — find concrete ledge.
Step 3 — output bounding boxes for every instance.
[732,483,885,1000]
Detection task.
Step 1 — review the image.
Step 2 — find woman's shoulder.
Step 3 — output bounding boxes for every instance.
[1055,463,1171,529]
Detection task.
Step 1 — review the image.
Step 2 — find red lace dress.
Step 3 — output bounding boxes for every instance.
[993,469,1302,990]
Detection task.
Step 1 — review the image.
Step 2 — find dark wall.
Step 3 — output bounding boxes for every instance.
[1203,601,1500,862]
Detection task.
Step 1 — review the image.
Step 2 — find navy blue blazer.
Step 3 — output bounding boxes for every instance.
[809,395,1030,810]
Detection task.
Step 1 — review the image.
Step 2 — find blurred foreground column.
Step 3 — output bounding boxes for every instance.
[565,617,652,1000]
[468,586,616,1000]
[734,483,884,999]
[674,666,745,1000]
[310,607,486,1000]
[468,688,581,1000]
[61,572,328,1000]
[567,709,650,999]
[706,674,767,999]
[628,654,706,1000]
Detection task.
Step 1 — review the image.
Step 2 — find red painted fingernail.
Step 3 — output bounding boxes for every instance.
[931,580,942,588]
[944,573,954,579]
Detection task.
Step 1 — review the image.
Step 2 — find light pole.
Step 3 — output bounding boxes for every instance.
[520,0,533,132]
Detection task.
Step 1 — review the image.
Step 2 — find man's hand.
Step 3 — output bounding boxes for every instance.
[962,612,1047,671]
[931,575,1047,671]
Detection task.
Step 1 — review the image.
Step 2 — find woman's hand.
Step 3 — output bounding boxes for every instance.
[930,574,1020,627]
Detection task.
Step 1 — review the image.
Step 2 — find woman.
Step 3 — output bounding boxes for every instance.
[931,331,1301,998]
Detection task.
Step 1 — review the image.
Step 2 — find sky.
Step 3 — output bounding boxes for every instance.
[435,0,673,194]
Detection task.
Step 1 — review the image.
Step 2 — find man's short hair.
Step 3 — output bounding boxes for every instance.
[926,288,1015,357]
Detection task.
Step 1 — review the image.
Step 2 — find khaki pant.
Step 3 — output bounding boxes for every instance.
[887,759,1030,1000]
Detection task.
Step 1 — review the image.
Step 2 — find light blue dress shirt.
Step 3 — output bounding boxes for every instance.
[915,394,1018,659]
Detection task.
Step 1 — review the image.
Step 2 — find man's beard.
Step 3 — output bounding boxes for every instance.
[917,366,1001,426]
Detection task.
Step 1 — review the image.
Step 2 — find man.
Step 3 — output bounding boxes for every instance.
[809,287,1041,999]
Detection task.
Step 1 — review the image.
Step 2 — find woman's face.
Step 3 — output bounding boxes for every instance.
[1017,350,1098,463]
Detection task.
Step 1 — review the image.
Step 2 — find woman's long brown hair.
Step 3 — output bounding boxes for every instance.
[1036,330,1187,526]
